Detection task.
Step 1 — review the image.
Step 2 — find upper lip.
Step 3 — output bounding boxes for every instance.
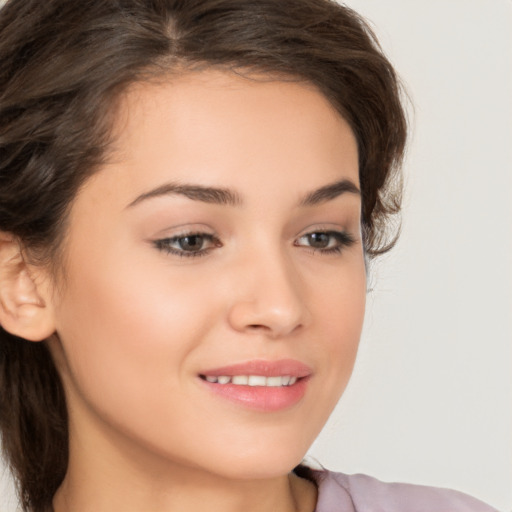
[199,359,313,378]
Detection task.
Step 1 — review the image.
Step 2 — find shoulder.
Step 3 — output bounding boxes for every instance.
[311,470,499,512]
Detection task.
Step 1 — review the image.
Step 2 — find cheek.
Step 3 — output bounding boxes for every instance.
[309,255,366,393]
[51,245,217,420]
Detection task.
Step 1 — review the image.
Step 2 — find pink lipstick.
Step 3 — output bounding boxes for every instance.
[198,359,312,412]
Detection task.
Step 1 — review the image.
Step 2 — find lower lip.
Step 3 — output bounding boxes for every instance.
[200,377,309,412]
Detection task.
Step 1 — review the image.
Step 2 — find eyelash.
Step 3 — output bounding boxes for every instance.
[153,230,355,259]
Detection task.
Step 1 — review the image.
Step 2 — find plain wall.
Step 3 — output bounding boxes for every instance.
[1,1,511,510]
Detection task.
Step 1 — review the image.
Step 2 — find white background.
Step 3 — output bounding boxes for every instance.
[1,1,511,511]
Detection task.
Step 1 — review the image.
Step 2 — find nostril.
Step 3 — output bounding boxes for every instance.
[247,324,268,330]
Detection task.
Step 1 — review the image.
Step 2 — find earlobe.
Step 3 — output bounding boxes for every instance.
[0,233,56,342]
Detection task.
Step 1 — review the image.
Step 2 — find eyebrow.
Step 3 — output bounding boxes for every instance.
[127,178,360,209]
[127,182,242,208]
[299,179,360,206]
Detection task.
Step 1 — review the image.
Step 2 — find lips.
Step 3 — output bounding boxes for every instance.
[199,359,312,378]
[198,359,312,412]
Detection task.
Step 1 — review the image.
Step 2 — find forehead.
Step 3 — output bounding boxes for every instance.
[109,70,358,184]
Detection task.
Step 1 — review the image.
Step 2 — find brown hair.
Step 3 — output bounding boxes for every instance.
[0,0,407,510]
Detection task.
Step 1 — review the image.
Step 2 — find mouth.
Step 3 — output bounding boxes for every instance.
[198,359,311,411]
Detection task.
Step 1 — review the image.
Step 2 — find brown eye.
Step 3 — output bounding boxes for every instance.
[295,230,355,254]
[153,232,220,258]
[178,235,206,251]
[306,232,331,249]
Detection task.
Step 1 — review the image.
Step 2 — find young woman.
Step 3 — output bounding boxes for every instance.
[0,1,499,511]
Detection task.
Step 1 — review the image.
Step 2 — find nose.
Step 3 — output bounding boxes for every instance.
[226,249,310,338]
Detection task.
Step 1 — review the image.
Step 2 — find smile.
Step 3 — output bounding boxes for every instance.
[198,360,311,411]
[201,375,298,386]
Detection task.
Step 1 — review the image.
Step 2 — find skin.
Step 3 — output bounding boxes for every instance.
[44,70,366,512]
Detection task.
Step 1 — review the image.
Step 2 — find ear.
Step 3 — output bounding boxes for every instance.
[0,233,56,341]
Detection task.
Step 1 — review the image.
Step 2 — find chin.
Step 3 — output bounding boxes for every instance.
[200,439,311,481]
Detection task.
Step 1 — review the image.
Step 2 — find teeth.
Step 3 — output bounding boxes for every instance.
[265,376,282,387]
[203,375,298,387]
[248,375,266,386]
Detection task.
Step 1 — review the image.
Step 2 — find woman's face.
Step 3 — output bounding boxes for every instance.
[48,70,366,480]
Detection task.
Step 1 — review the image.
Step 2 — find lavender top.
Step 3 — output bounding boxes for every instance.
[312,470,498,512]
